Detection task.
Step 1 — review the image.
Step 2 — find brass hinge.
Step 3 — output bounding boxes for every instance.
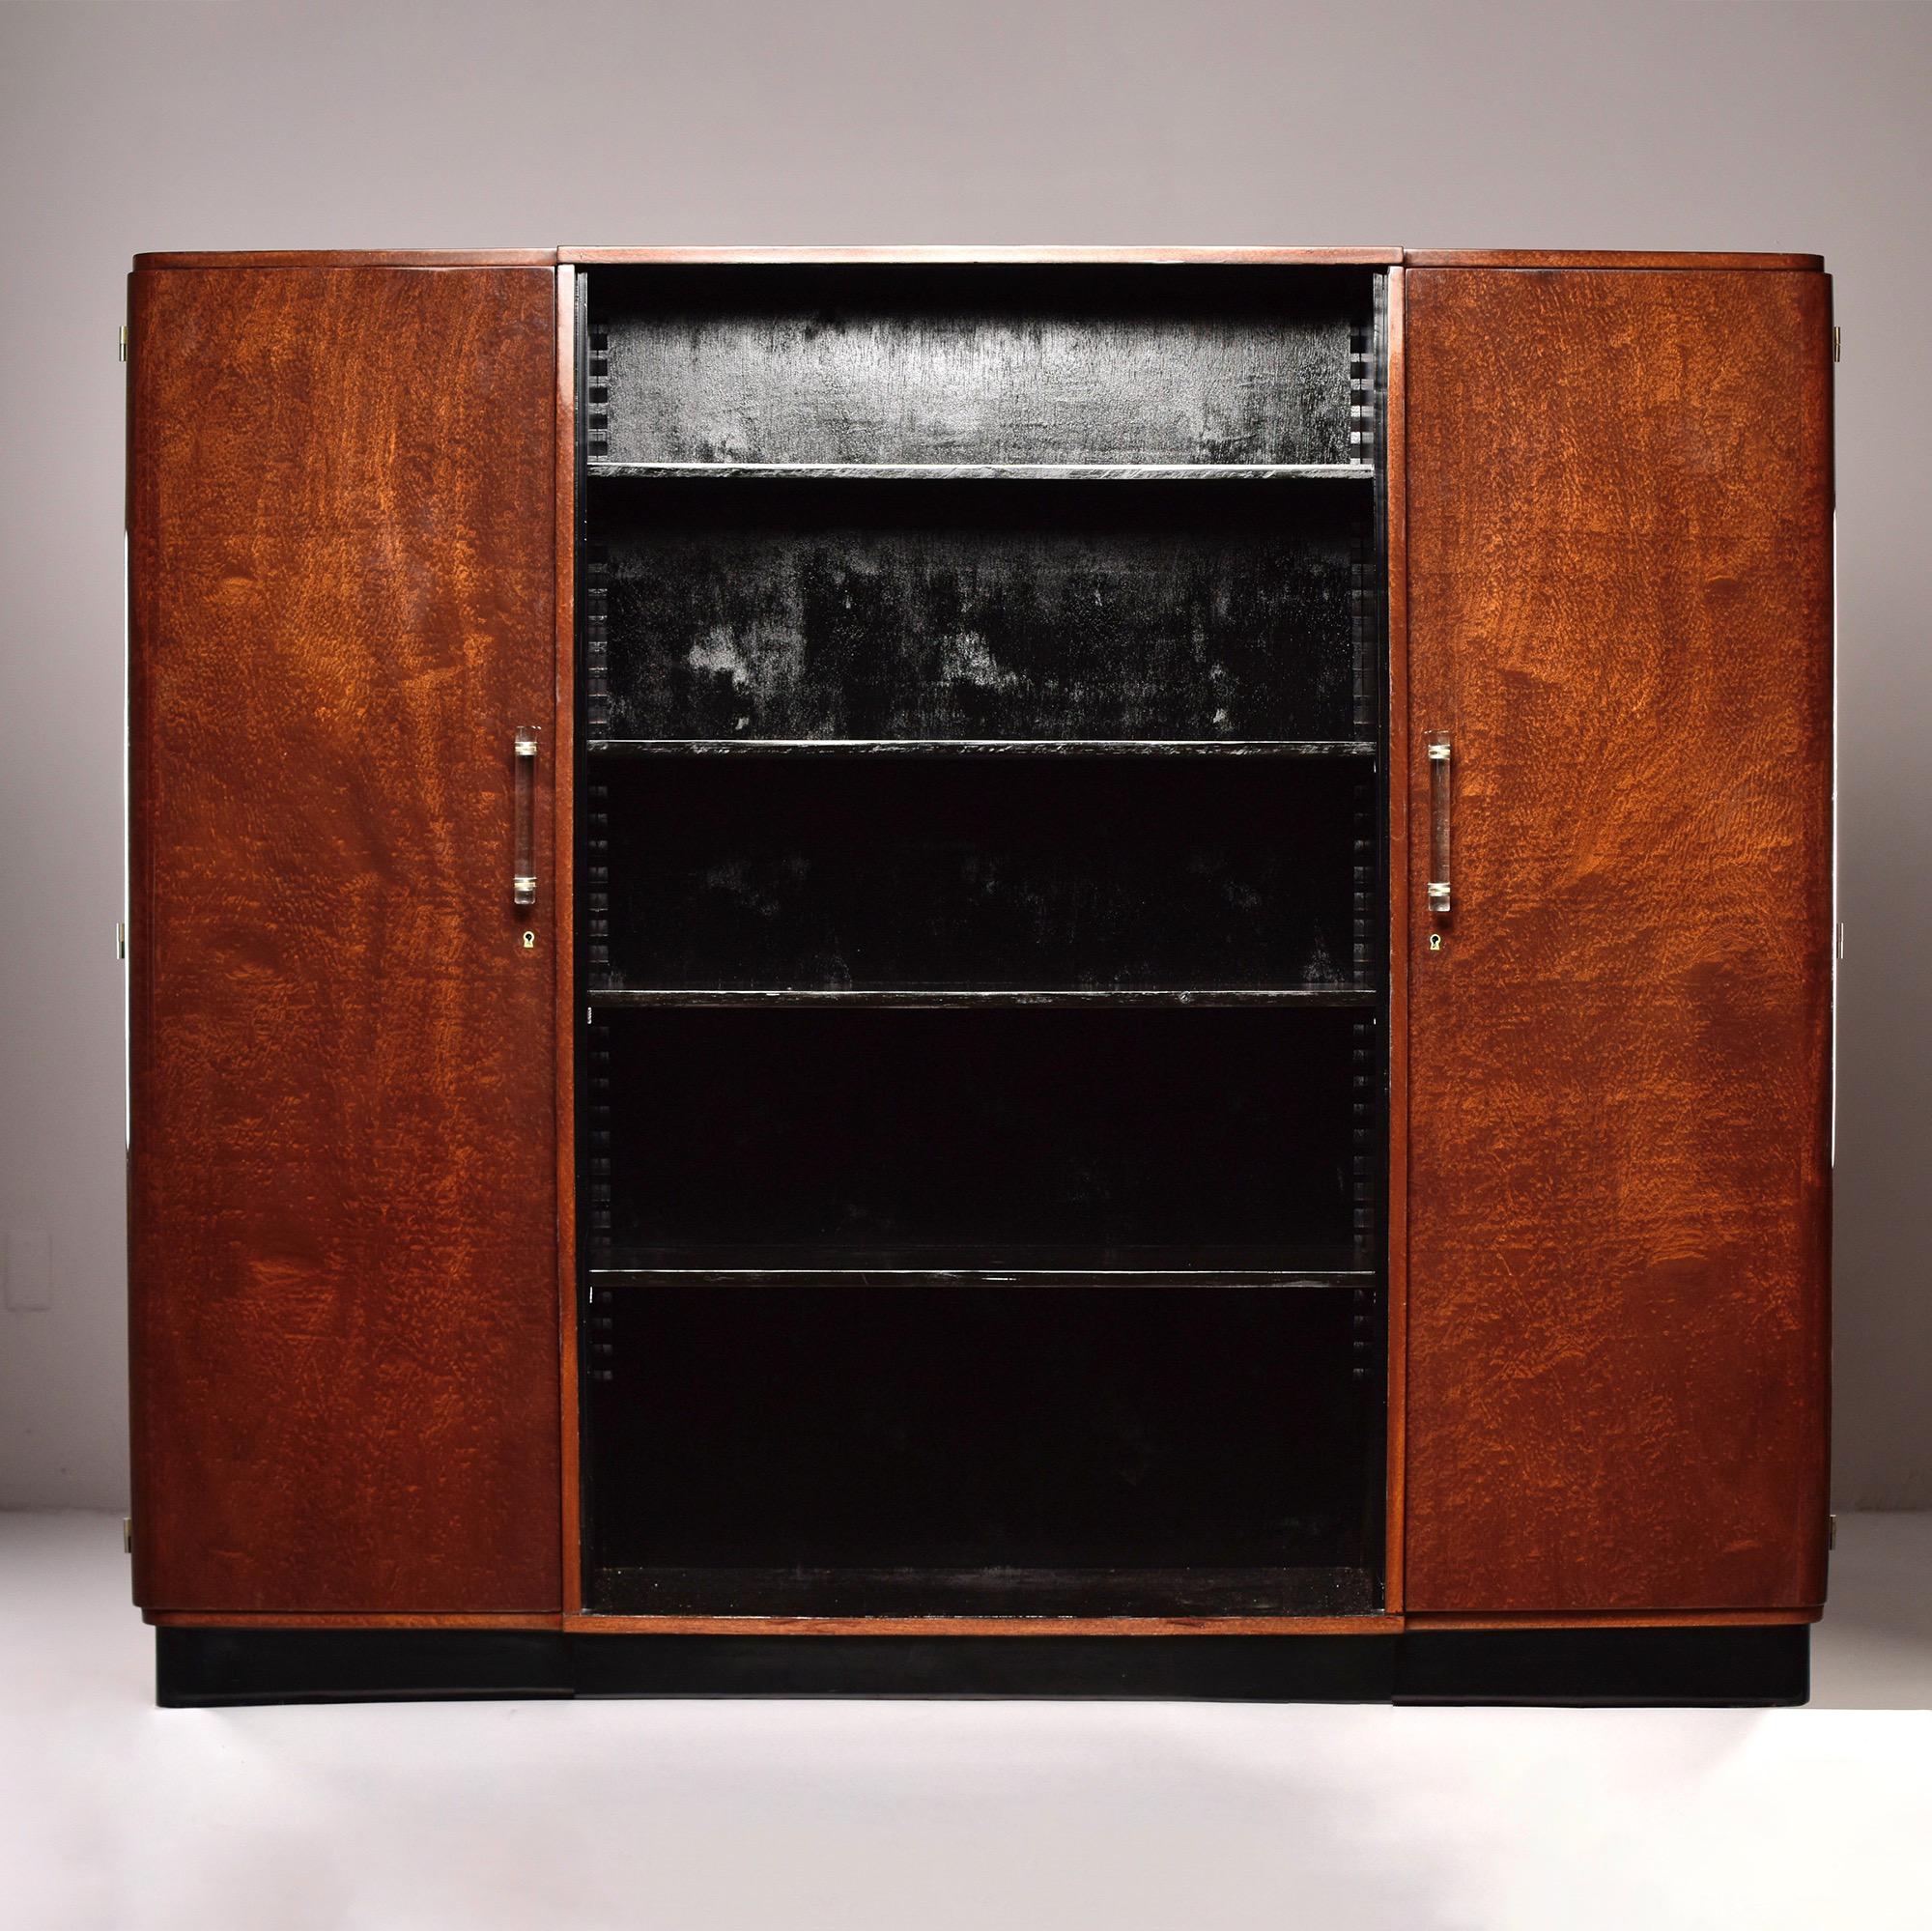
[118,324,128,364]
[1832,326,1841,365]
[1828,1513,1837,1550]
[116,921,127,960]
[122,1517,133,1554]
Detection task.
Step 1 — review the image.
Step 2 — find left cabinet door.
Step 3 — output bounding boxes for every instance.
[128,266,562,1612]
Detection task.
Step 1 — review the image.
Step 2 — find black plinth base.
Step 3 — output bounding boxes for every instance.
[156,1624,1808,1708]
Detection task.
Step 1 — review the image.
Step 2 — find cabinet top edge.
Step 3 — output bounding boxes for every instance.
[131,249,560,270]
[129,246,1826,273]
[557,246,1405,266]
[132,246,1402,270]
[1402,249,1823,271]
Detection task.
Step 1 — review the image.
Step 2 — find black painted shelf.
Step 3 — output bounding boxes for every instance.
[585,987,1379,1009]
[585,1267,1379,1287]
[583,738,1379,758]
[586,460,1376,483]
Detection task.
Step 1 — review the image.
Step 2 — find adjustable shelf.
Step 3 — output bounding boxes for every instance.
[587,459,1375,483]
[584,988,1379,1008]
[585,1265,1379,1287]
[583,737,1378,758]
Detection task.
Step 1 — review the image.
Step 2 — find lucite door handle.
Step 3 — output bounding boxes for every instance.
[513,728,538,908]
[1426,732,1451,917]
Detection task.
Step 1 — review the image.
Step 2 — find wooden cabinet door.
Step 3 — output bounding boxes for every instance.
[1402,268,1833,1612]
[128,266,562,1612]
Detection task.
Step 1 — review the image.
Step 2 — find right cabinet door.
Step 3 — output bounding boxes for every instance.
[1403,267,1833,1612]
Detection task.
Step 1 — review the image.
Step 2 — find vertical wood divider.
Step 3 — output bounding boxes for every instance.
[1382,267,1409,1614]
[555,266,582,1614]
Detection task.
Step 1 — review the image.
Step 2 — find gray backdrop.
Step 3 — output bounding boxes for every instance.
[1,0,1925,1510]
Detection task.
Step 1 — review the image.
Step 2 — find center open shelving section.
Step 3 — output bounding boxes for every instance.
[574,262,1389,1620]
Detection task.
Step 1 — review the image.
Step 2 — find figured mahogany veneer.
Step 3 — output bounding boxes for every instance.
[128,266,564,1613]
[1402,268,1833,1613]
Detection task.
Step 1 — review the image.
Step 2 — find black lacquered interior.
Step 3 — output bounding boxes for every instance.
[590,482,1368,744]
[586,1282,1379,1614]
[590,1004,1369,1271]
[591,263,1369,470]
[577,262,1389,1619]
[588,752,1371,992]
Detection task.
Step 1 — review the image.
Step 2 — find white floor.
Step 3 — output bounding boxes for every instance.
[3,1513,1929,1931]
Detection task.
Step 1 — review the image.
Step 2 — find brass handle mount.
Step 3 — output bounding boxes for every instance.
[1426,732,1451,919]
[513,728,538,909]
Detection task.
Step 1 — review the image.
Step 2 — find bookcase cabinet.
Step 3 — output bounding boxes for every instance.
[127,248,1833,1706]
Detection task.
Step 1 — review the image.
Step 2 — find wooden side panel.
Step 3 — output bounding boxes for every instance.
[1403,269,1833,1612]
[128,267,562,1611]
